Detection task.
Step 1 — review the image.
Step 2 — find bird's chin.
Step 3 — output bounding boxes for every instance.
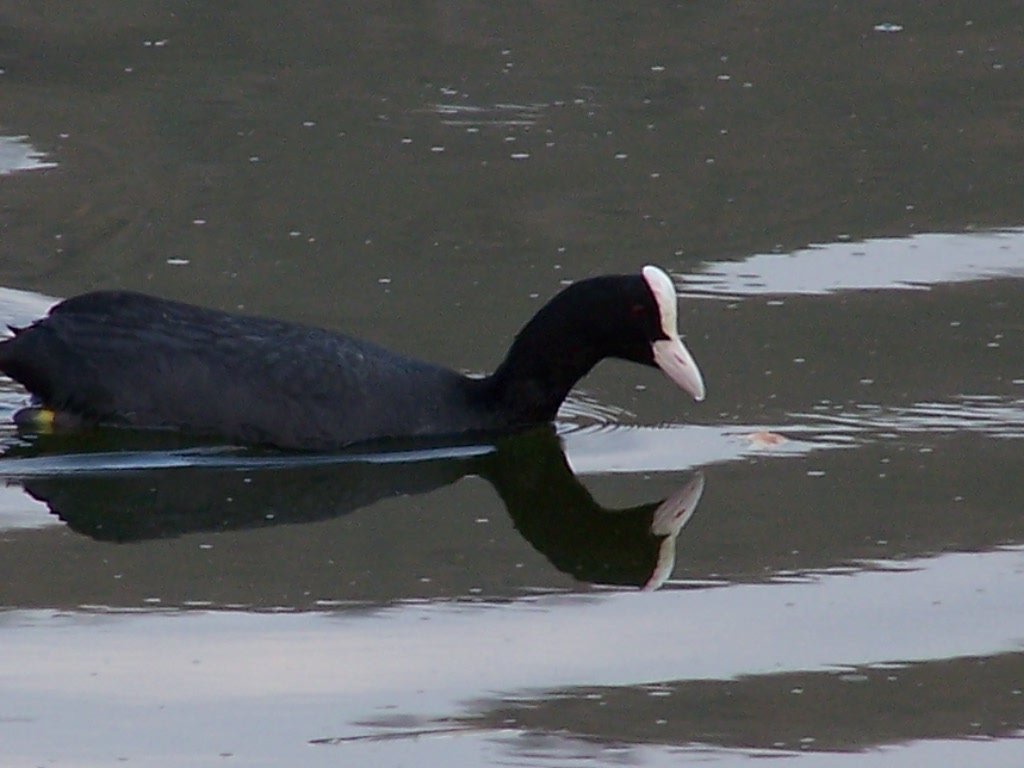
[652,336,706,402]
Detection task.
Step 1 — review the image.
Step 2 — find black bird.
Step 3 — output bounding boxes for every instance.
[0,266,705,449]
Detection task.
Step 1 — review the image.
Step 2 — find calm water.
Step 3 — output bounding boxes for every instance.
[1,4,1023,766]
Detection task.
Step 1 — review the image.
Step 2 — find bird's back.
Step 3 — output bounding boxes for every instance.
[0,291,479,448]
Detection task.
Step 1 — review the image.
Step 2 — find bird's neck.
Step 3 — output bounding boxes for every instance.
[476,295,603,425]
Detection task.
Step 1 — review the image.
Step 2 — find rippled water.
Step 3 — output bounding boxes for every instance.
[1,4,1023,767]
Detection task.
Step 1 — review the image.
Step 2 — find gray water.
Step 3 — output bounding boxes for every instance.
[1,4,1023,766]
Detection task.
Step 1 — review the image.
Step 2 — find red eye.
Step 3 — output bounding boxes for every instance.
[630,303,646,317]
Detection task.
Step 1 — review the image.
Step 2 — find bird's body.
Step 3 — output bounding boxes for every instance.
[0,267,705,449]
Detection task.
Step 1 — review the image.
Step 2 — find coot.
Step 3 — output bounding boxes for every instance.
[0,266,704,449]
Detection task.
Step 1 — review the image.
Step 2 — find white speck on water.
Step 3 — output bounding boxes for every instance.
[807,470,826,477]
[650,65,665,73]
[166,258,190,266]
[199,543,213,550]
[874,22,904,32]
[716,74,731,81]
[302,121,316,128]
[475,518,489,524]
[430,145,445,153]
[510,152,530,160]
[840,673,870,683]
[249,155,260,163]
[377,277,392,285]
[614,152,628,160]
[192,218,206,226]
[123,67,134,73]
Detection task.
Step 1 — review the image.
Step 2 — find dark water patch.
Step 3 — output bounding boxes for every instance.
[427,652,1024,758]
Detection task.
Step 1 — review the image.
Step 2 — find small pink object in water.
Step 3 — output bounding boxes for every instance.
[744,431,789,448]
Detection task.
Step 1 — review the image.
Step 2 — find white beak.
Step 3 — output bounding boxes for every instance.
[642,265,706,402]
[653,336,706,401]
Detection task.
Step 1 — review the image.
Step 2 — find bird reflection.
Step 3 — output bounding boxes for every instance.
[1,428,704,589]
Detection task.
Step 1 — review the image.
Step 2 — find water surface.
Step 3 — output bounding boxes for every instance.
[1,3,1023,766]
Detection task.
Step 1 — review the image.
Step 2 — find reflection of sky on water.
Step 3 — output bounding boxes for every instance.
[0,135,57,175]
[3,545,1024,764]
[6,549,1023,698]
[680,230,1024,297]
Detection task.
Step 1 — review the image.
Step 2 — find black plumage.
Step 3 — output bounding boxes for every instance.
[0,269,703,449]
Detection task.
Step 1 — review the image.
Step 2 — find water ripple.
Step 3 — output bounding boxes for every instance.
[792,395,1024,441]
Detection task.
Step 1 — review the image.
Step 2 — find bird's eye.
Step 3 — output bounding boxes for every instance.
[630,303,646,317]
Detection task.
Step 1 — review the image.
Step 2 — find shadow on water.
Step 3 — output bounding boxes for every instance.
[0,427,704,592]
